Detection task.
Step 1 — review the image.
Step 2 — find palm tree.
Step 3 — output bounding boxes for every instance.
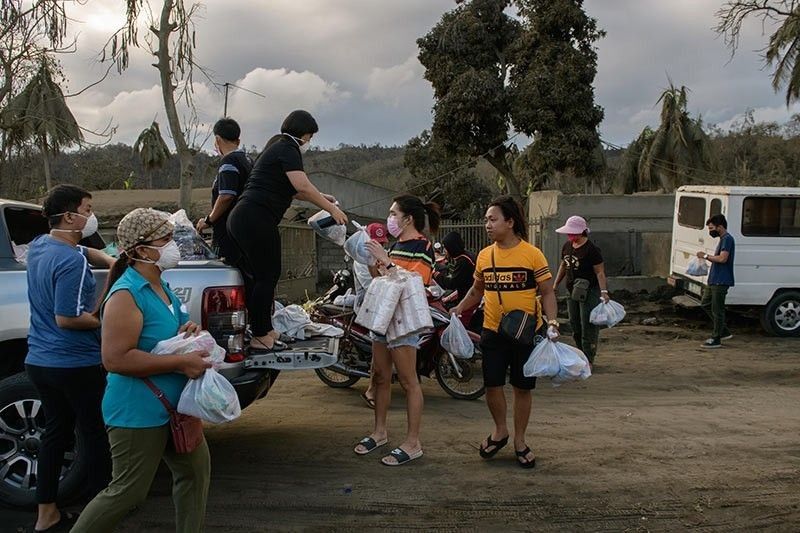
[619,85,715,192]
[132,121,171,188]
[0,60,82,190]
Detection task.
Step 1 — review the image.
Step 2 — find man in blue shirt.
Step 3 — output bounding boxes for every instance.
[25,185,115,531]
[696,214,735,349]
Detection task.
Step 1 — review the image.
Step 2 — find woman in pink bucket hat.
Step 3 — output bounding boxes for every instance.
[554,216,610,366]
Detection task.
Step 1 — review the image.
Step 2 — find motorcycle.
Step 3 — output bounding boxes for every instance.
[310,268,485,400]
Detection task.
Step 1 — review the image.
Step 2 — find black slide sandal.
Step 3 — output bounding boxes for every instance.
[479,434,509,459]
[354,436,388,455]
[516,447,536,469]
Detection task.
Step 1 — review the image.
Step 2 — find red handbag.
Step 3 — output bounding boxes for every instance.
[143,378,204,454]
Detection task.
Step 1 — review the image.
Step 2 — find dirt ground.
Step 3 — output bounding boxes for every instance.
[6,315,800,532]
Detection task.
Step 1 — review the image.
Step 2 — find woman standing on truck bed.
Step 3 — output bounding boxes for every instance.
[227,110,347,351]
[73,208,212,533]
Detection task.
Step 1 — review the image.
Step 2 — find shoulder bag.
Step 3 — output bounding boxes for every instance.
[491,248,538,346]
[143,378,204,454]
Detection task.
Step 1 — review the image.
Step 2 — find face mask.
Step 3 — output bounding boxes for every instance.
[136,240,181,271]
[386,215,404,238]
[51,212,98,238]
[284,133,310,153]
[709,229,720,238]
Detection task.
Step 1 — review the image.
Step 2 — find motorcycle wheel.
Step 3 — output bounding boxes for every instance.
[435,348,485,400]
[315,367,361,388]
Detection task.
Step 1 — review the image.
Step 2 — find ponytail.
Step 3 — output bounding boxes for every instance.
[95,253,132,313]
[393,194,441,236]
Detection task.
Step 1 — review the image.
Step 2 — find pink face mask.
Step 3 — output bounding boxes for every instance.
[386,216,403,238]
[567,234,581,243]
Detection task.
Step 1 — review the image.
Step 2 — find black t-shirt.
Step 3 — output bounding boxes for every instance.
[561,240,603,290]
[211,148,252,242]
[239,136,303,224]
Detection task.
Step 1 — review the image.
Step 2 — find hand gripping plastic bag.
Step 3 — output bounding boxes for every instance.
[589,300,626,328]
[686,257,709,276]
[152,331,227,368]
[308,209,346,246]
[177,368,241,424]
[440,314,474,359]
[523,340,561,378]
[344,221,376,265]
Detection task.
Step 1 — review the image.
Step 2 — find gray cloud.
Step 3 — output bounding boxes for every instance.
[56,0,800,152]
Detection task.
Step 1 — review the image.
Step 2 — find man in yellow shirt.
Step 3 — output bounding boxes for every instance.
[454,196,559,469]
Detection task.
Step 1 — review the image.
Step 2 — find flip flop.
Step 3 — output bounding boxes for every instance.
[354,436,388,455]
[479,434,509,459]
[249,338,287,352]
[515,447,536,469]
[34,511,80,532]
[360,392,375,409]
[381,447,423,466]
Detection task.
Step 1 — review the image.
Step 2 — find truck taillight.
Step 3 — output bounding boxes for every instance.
[202,287,247,362]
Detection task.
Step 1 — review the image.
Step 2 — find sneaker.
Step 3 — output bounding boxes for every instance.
[701,338,722,349]
[721,333,733,341]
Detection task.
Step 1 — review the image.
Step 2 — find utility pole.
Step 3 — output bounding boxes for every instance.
[219,82,266,117]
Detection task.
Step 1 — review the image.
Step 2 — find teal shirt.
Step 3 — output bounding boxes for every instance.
[101,267,190,428]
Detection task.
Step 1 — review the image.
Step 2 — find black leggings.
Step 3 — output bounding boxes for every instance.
[25,364,111,504]
[227,202,282,337]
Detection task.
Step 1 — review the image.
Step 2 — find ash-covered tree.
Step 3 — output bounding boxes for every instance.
[133,121,171,189]
[415,0,605,205]
[404,130,493,219]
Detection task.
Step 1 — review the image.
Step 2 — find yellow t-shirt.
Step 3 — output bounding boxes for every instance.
[475,240,552,332]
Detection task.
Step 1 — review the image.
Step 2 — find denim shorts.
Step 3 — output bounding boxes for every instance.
[369,331,421,349]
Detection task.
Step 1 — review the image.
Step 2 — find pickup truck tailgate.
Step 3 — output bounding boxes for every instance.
[243,337,339,370]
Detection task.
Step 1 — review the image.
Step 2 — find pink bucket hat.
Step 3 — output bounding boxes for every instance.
[556,215,590,235]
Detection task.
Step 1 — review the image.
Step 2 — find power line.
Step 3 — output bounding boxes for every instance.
[345,133,520,213]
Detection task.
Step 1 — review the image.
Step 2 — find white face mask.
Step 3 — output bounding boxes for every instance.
[284,133,310,154]
[135,240,181,271]
[51,212,98,239]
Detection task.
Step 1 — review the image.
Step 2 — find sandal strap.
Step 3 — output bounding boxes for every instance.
[515,446,532,457]
[390,447,410,463]
[359,437,377,449]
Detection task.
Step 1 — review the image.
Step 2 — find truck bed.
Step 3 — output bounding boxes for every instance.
[243,337,340,370]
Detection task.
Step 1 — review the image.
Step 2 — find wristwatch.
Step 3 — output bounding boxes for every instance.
[386,262,396,270]
[703,253,709,260]
[204,215,213,227]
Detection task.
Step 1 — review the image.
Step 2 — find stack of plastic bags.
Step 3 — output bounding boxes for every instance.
[440,314,474,359]
[272,304,344,340]
[686,257,709,276]
[355,268,433,342]
[152,331,240,423]
[523,337,592,387]
[169,209,217,260]
[344,221,376,265]
[589,300,626,328]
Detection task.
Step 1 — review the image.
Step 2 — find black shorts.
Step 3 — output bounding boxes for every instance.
[480,328,536,390]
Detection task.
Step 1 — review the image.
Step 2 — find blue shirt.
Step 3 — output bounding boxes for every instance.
[25,235,101,368]
[101,267,190,428]
[708,233,735,287]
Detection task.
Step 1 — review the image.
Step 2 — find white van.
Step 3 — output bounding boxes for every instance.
[668,185,800,337]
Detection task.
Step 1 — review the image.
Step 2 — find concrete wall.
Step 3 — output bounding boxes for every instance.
[530,192,675,279]
[299,171,397,220]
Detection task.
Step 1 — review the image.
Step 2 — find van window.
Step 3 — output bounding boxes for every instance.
[741,197,800,237]
[678,196,706,229]
[710,199,722,217]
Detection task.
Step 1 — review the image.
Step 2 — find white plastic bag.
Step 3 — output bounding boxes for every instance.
[551,342,592,386]
[308,210,346,246]
[177,368,241,424]
[589,300,626,328]
[344,221,376,265]
[440,314,473,359]
[152,331,226,368]
[686,257,709,276]
[523,340,561,378]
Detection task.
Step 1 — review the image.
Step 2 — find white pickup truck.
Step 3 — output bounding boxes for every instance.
[0,197,337,508]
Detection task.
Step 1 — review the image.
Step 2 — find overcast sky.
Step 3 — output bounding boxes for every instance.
[59,0,799,152]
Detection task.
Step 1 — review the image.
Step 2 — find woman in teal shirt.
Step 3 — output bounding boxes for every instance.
[74,208,212,533]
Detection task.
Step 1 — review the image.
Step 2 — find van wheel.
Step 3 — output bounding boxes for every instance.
[0,373,87,508]
[762,291,800,337]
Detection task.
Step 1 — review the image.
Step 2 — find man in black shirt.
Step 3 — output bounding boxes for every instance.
[433,231,475,303]
[196,118,252,263]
